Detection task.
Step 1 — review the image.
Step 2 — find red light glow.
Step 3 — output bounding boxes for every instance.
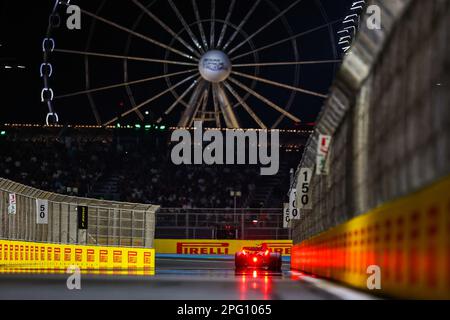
[238,271,273,300]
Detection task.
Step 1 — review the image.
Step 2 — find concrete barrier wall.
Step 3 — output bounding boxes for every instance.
[0,239,155,275]
[0,178,159,248]
[290,0,450,299]
[291,0,450,243]
[292,175,450,299]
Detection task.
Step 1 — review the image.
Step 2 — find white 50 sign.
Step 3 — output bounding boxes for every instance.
[297,168,312,210]
[283,203,290,228]
[36,199,49,224]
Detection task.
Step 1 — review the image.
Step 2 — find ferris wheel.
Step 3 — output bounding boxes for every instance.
[42,0,342,129]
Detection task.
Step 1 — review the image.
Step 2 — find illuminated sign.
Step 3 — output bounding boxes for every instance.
[260,242,292,255]
[203,58,227,72]
[176,242,230,255]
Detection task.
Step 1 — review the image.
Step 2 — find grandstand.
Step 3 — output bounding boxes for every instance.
[0,124,310,210]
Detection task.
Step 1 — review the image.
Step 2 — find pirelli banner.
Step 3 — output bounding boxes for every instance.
[0,240,155,275]
[155,239,293,256]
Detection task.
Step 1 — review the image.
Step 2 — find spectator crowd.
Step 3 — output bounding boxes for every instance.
[0,128,262,208]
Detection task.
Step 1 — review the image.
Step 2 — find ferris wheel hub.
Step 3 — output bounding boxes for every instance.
[198,50,232,83]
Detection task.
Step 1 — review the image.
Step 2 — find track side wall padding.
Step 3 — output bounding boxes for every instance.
[0,240,155,275]
[291,176,450,300]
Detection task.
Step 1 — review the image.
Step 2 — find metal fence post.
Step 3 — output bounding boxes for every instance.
[241,214,244,240]
[59,202,62,243]
[0,191,3,239]
[119,210,122,246]
[107,209,110,246]
[185,211,189,239]
[10,197,14,240]
[131,210,134,247]
[96,207,100,245]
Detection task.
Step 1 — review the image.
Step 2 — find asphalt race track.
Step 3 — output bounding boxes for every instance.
[0,258,377,300]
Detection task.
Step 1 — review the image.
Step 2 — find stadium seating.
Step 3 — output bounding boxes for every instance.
[0,127,303,208]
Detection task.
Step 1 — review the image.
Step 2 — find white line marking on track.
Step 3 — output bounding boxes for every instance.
[290,271,380,300]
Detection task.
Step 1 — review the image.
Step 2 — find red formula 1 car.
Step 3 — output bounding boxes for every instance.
[235,244,282,272]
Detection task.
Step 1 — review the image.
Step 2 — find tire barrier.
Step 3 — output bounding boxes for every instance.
[0,240,155,275]
[291,176,450,299]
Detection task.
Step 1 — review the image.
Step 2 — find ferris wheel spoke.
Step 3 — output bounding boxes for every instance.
[210,0,216,48]
[80,8,196,61]
[232,70,328,99]
[189,88,209,127]
[215,83,240,129]
[222,0,261,51]
[55,69,197,100]
[212,81,221,128]
[124,82,145,122]
[104,73,199,126]
[179,80,208,128]
[231,19,342,61]
[131,0,201,58]
[167,0,204,53]
[223,81,267,129]
[227,0,303,55]
[216,0,236,48]
[192,0,209,51]
[199,84,211,122]
[228,77,301,123]
[194,84,210,123]
[191,92,206,127]
[158,76,202,124]
[233,60,341,68]
[54,49,198,67]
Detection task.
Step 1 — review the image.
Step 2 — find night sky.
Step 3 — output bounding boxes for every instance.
[0,0,355,128]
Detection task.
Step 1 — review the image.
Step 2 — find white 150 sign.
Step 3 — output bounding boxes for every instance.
[297,168,312,210]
